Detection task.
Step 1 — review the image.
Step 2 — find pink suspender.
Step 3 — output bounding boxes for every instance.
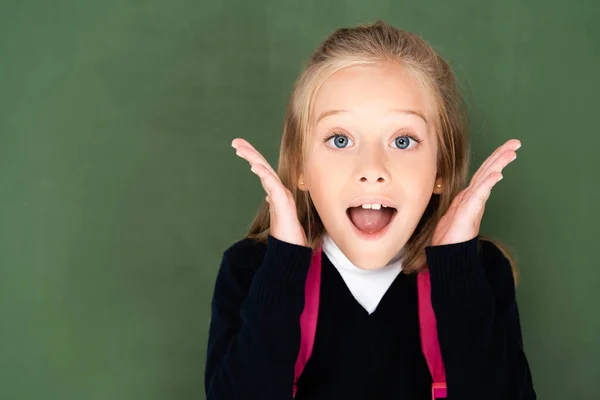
[293,248,322,396]
[293,247,447,399]
[418,269,448,399]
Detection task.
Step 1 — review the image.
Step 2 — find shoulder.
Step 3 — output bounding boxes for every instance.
[213,236,268,300]
[478,237,517,305]
[478,237,515,278]
[223,236,268,270]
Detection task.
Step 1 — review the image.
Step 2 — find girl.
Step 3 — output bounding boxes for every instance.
[205,21,536,399]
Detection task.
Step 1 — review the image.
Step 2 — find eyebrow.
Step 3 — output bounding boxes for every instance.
[316,109,428,124]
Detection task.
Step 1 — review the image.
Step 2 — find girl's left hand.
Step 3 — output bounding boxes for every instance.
[431,139,522,247]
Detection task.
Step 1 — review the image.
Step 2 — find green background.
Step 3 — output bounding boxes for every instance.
[1,0,598,398]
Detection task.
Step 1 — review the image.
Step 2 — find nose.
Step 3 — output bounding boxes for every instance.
[355,148,390,186]
[359,174,387,184]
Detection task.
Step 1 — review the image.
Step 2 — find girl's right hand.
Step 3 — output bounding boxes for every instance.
[231,138,308,247]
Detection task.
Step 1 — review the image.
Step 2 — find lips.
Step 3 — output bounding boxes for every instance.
[346,205,397,235]
[347,196,398,209]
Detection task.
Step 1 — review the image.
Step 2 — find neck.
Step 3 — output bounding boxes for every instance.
[321,232,404,271]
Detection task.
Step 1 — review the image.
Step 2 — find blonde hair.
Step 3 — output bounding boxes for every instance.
[244,20,518,283]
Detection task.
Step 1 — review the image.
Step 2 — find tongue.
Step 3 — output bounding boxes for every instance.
[348,207,395,234]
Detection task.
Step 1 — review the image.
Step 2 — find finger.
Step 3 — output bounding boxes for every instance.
[470,143,519,188]
[465,171,503,215]
[444,189,467,222]
[240,147,280,181]
[231,137,251,150]
[470,139,520,186]
[234,143,279,177]
[470,139,519,185]
[232,142,287,201]
[470,149,516,189]
[232,138,269,165]
[250,163,289,206]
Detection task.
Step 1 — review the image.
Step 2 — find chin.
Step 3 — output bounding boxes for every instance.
[321,211,412,270]
[334,234,403,269]
[344,249,398,270]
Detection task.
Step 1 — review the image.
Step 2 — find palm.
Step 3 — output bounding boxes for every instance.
[231,138,307,247]
[431,139,521,246]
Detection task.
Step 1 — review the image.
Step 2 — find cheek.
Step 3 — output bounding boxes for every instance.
[402,177,432,205]
[305,156,348,218]
[393,158,437,198]
[305,151,344,188]
[307,163,339,202]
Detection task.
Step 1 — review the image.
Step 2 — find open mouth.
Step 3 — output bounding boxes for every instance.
[346,204,398,238]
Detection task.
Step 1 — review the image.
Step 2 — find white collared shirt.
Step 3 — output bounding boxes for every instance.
[321,233,404,314]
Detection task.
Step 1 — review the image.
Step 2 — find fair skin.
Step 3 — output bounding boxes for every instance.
[299,63,439,269]
[231,62,520,269]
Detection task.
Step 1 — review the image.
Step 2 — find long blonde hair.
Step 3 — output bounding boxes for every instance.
[244,20,518,282]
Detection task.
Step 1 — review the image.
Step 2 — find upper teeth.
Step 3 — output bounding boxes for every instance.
[361,204,385,210]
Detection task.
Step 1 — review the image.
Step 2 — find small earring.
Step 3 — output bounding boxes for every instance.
[436,184,442,189]
[299,181,305,186]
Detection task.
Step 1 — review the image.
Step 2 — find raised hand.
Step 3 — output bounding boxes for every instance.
[431,139,522,247]
[231,138,308,247]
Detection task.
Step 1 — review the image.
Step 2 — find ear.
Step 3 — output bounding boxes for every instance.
[432,176,443,195]
[297,173,308,192]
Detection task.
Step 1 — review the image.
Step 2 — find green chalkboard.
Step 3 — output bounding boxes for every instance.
[1,1,599,399]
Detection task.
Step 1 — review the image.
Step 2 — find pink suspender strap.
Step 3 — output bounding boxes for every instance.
[293,247,322,397]
[293,249,447,399]
[417,268,447,399]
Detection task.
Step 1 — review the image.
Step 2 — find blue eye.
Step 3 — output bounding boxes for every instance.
[323,133,422,150]
[392,136,419,150]
[325,134,354,149]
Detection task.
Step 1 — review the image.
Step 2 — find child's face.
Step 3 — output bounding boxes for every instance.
[299,63,442,270]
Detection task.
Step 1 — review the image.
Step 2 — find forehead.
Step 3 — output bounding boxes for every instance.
[312,63,436,124]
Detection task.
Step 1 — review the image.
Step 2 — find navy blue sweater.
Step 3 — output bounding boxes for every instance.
[205,235,536,399]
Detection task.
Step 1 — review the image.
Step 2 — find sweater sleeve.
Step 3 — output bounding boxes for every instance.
[425,236,536,400]
[205,235,313,400]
